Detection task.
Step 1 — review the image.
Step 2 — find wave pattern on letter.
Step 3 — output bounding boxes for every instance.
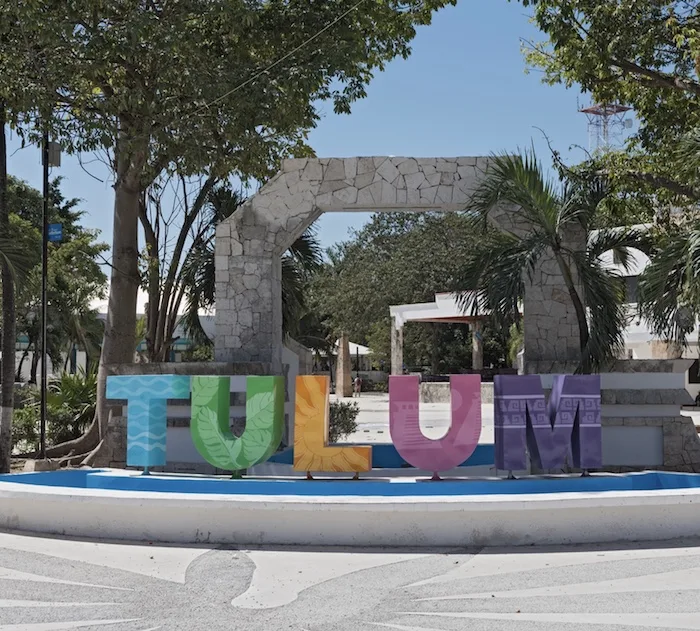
[107,375,191,469]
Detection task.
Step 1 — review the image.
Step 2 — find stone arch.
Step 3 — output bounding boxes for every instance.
[214,156,582,373]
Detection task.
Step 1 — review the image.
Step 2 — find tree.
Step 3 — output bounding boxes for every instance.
[7,0,455,463]
[6,177,106,386]
[457,151,645,373]
[180,185,323,347]
[638,216,700,350]
[0,0,74,472]
[139,174,217,363]
[0,196,38,471]
[516,0,700,204]
[309,212,506,372]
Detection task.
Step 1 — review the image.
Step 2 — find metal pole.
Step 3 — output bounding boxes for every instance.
[39,129,49,460]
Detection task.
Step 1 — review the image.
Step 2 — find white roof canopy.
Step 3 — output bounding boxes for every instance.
[390,292,488,328]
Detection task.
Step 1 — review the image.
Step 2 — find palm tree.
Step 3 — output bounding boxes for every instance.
[458,151,645,373]
[638,132,700,352]
[180,185,323,346]
[638,221,700,350]
[0,108,35,472]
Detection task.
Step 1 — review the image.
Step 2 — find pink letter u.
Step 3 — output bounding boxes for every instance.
[389,375,481,476]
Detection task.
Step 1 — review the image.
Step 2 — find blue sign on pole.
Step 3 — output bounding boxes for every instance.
[48,223,62,242]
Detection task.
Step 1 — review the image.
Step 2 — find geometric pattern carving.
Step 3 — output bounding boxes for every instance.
[494,374,601,471]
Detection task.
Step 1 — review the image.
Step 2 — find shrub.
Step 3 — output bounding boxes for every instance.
[363,379,388,393]
[11,369,97,451]
[11,406,40,454]
[328,401,359,443]
[182,345,214,362]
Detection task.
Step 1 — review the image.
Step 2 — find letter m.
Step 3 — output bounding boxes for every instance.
[494,375,602,472]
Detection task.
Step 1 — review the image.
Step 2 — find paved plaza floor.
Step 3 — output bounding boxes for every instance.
[341,393,495,444]
[342,393,700,445]
[2,531,700,630]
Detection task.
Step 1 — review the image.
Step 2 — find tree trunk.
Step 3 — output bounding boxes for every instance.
[44,142,142,462]
[90,166,141,463]
[15,350,27,382]
[0,104,14,473]
[29,350,39,385]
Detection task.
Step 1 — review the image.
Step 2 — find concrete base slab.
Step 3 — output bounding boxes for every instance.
[23,459,60,472]
[3,469,700,548]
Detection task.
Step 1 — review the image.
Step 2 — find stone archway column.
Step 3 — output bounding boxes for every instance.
[214,219,283,373]
[471,320,484,371]
[391,317,404,376]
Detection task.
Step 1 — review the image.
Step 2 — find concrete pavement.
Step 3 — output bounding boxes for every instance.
[2,531,700,629]
[338,392,495,444]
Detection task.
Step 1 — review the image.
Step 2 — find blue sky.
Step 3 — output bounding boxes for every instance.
[5,0,607,252]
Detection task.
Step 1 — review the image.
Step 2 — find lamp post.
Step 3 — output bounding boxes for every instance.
[39,132,60,460]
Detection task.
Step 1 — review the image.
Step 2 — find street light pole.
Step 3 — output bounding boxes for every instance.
[39,129,49,460]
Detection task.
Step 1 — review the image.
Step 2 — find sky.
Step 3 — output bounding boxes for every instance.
[5,0,610,253]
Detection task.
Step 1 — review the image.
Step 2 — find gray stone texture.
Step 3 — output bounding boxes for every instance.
[214,157,585,374]
[391,315,403,376]
[335,333,353,398]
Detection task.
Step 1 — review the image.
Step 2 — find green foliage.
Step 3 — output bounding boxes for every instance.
[458,151,646,372]
[329,401,359,444]
[515,0,700,206]
[2,0,457,180]
[508,323,524,367]
[182,345,214,362]
[638,216,700,347]
[5,176,107,380]
[11,370,97,452]
[11,406,39,454]
[310,213,507,372]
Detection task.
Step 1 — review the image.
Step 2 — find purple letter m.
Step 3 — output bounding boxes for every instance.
[493,375,602,472]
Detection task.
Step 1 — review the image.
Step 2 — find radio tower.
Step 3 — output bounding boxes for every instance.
[579,103,632,153]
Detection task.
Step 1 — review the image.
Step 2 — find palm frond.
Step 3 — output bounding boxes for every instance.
[587,226,652,274]
[282,256,305,336]
[638,227,697,346]
[455,219,545,330]
[287,229,323,277]
[180,240,215,346]
[0,236,33,282]
[470,150,561,237]
[576,250,629,371]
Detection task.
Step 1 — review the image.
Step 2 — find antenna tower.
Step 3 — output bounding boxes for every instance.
[579,103,632,152]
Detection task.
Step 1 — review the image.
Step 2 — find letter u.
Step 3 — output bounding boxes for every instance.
[389,375,481,477]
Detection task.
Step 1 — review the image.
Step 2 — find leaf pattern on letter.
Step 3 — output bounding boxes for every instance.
[293,375,371,473]
[191,376,284,473]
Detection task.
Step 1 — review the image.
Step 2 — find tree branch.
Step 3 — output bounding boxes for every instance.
[612,58,700,97]
[621,169,700,200]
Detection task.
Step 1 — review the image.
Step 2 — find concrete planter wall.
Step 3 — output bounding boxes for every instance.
[420,382,494,404]
[531,359,699,472]
[105,359,700,475]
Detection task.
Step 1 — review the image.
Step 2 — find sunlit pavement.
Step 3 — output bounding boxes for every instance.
[339,392,700,445]
[2,530,700,630]
[339,392,508,444]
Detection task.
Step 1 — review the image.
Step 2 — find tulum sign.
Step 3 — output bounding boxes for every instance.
[106,374,602,477]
